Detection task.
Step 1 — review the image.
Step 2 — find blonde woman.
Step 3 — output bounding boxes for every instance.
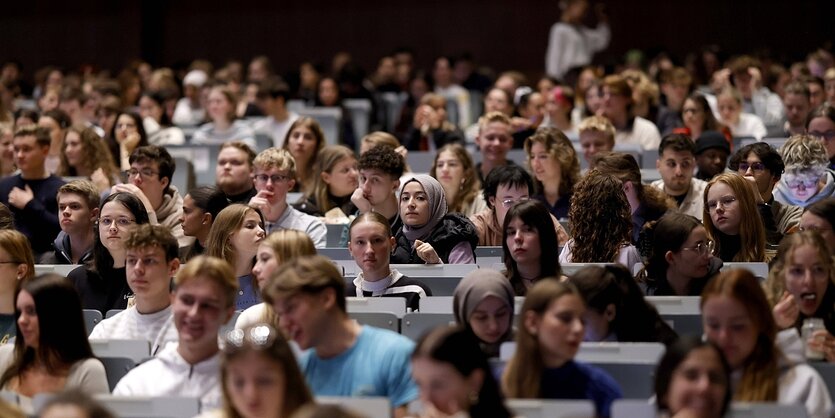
[235,230,316,330]
[429,143,486,217]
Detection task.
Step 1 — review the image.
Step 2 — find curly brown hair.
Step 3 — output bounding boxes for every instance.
[568,169,632,262]
[430,143,481,214]
[58,124,119,184]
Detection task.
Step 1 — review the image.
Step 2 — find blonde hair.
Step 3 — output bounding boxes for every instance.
[577,115,616,142]
[175,255,238,309]
[478,111,512,133]
[503,279,581,397]
[361,131,399,150]
[257,230,317,324]
[307,145,356,213]
[253,147,297,179]
[206,204,264,270]
[262,255,347,314]
[703,173,766,262]
[779,134,828,171]
[765,231,835,311]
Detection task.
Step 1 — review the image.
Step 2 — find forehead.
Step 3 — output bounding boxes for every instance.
[117,114,136,123]
[707,182,734,198]
[661,149,694,160]
[291,126,314,135]
[255,166,289,176]
[359,168,391,179]
[351,220,387,236]
[101,201,133,217]
[403,181,425,193]
[437,150,460,161]
[579,130,610,143]
[482,121,511,134]
[176,275,227,301]
[131,159,159,169]
[219,147,249,160]
[742,152,762,162]
[13,135,38,146]
[126,245,166,258]
[497,183,529,196]
[57,192,88,206]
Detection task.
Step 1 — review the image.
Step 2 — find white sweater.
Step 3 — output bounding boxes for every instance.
[88,304,178,356]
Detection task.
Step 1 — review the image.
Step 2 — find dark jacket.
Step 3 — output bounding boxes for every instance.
[39,231,94,265]
[66,265,132,315]
[391,213,478,264]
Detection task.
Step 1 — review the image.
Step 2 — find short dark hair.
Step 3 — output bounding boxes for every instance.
[358,145,405,179]
[129,145,176,194]
[124,224,179,262]
[482,165,534,210]
[783,81,810,99]
[42,108,72,129]
[728,142,784,178]
[187,185,228,221]
[257,78,291,102]
[658,133,695,155]
[13,125,51,147]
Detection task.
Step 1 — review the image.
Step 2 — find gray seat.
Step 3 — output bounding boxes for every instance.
[401,312,456,341]
[92,395,200,418]
[298,107,342,146]
[171,157,195,196]
[344,98,372,144]
[349,312,399,333]
[83,309,103,336]
[506,399,596,418]
[99,357,137,392]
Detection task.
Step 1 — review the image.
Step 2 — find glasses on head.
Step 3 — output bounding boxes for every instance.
[222,323,278,352]
[99,217,136,228]
[681,240,715,256]
[501,197,530,208]
[254,174,290,184]
[737,162,766,172]
[124,168,159,179]
[706,196,737,211]
[809,130,835,142]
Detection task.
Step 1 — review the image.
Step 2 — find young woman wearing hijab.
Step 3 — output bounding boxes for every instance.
[391,174,478,264]
[453,268,515,358]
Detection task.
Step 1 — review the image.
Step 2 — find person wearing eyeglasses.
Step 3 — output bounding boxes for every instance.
[0,230,34,345]
[807,104,835,170]
[88,225,179,355]
[636,212,722,296]
[704,173,768,262]
[524,127,581,220]
[67,192,151,314]
[470,165,568,247]
[113,256,238,411]
[0,126,65,258]
[729,142,803,247]
[264,255,418,418]
[247,148,326,248]
[774,134,835,209]
[111,145,191,248]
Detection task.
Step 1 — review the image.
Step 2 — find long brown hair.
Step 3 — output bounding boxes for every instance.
[306,145,356,213]
[430,143,481,214]
[703,173,766,262]
[220,324,313,418]
[58,124,119,184]
[502,279,581,398]
[701,269,779,401]
[206,204,264,271]
[568,169,632,262]
[524,127,580,199]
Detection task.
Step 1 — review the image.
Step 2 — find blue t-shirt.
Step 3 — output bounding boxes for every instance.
[540,360,622,418]
[236,275,259,311]
[299,325,418,407]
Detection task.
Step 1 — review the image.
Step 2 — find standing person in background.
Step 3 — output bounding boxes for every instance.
[545,0,610,81]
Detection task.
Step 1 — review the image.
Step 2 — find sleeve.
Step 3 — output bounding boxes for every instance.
[446,241,475,264]
[384,339,419,407]
[584,24,611,53]
[750,115,768,140]
[785,365,833,418]
[307,218,328,249]
[112,368,140,396]
[189,126,209,144]
[20,191,61,233]
[172,99,193,126]
[72,359,111,394]
[545,24,569,79]
[87,321,105,340]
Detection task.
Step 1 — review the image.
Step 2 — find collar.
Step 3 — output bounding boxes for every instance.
[353,269,404,295]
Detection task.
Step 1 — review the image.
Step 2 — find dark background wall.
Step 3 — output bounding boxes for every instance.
[1,0,832,79]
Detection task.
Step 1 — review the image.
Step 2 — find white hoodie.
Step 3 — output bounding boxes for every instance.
[113,343,222,411]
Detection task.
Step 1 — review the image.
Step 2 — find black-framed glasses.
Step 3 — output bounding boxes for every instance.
[737,162,766,172]
[223,323,278,352]
[253,174,290,184]
[681,240,715,256]
[123,168,159,179]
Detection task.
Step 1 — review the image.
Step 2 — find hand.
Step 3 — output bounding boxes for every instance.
[510,116,532,132]
[711,68,732,94]
[7,184,34,209]
[413,105,430,129]
[90,168,112,193]
[772,291,799,330]
[394,145,408,160]
[111,183,153,215]
[807,329,835,362]
[414,239,441,264]
[121,132,141,153]
[248,190,279,220]
[351,188,372,213]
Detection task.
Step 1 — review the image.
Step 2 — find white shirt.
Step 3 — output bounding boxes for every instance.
[88,304,178,356]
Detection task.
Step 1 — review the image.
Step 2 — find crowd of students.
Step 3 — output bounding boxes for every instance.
[0,11,834,418]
